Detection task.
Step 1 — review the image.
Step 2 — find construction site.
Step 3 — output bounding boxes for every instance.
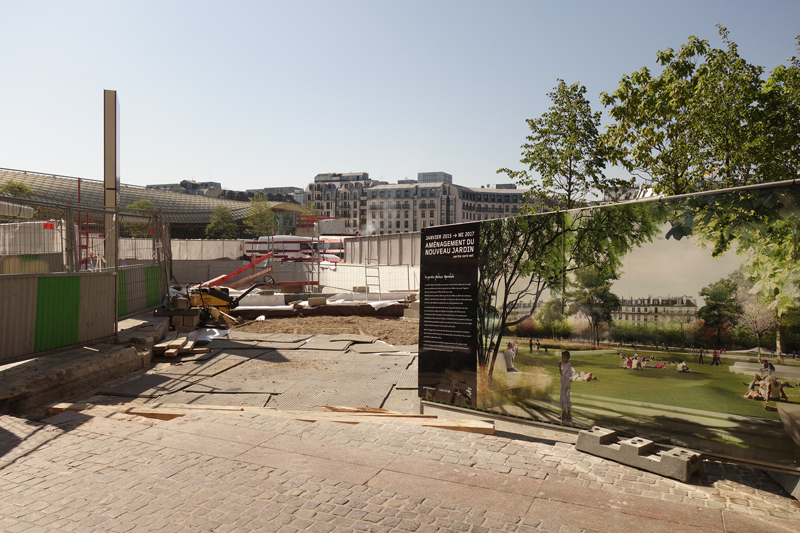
[2,167,800,532]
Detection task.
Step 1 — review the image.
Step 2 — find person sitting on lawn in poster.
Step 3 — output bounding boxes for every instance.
[765,375,788,403]
[676,360,691,372]
[762,360,775,376]
[559,350,575,424]
[504,342,519,372]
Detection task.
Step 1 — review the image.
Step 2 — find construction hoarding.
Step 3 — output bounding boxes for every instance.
[418,181,800,469]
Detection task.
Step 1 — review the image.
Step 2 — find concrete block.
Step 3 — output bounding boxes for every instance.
[171,297,190,310]
[353,286,367,293]
[410,301,420,311]
[308,297,327,307]
[576,426,704,483]
[404,308,420,319]
[183,314,200,327]
[175,325,195,333]
[766,470,800,500]
[171,316,183,327]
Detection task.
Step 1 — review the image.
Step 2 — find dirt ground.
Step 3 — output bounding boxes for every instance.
[233,315,420,346]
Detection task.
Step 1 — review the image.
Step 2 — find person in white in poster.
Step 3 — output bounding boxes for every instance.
[559,350,575,425]
[504,342,519,372]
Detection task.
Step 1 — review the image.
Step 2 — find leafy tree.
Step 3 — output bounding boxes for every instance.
[601,36,706,195]
[499,79,630,211]
[0,180,34,199]
[566,266,621,347]
[476,202,661,377]
[205,206,239,239]
[123,199,158,238]
[736,280,778,355]
[698,277,742,348]
[602,27,767,195]
[760,36,800,184]
[245,194,277,238]
[302,202,320,217]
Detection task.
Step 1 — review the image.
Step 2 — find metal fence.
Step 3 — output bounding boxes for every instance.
[0,194,171,362]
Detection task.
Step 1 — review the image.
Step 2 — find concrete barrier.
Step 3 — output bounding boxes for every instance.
[576,426,704,482]
[729,362,800,382]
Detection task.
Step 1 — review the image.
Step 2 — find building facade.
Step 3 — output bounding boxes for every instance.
[613,295,698,326]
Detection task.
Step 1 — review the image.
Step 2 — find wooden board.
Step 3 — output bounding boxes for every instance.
[44,402,494,434]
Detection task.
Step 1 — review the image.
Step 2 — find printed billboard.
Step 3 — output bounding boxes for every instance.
[419,182,800,468]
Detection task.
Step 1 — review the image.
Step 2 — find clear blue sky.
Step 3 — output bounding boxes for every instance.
[0,1,797,191]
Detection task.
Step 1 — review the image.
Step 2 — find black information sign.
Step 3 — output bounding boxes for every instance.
[418,222,480,407]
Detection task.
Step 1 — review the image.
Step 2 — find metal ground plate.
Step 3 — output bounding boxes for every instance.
[98,374,206,398]
[270,379,394,411]
[149,391,272,407]
[152,356,246,377]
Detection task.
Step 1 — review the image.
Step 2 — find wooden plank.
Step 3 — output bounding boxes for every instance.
[178,340,196,353]
[164,348,179,357]
[167,336,187,349]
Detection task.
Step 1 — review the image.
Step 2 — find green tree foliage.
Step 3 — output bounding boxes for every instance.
[498,79,630,211]
[245,194,277,238]
[698,277,742,348]
[122,199,158,238]
[205,206,239,239]
[734,272,778,355]
[566,266,621,347]
[760,36,800,183]
[0,180,34,199]
[602,27,769,195]
[476,202,660,376]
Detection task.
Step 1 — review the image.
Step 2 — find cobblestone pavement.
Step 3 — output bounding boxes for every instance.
[1,410,798,533]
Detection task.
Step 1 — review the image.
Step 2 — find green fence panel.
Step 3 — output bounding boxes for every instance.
[145,265,162,308]
[34,276,80,352]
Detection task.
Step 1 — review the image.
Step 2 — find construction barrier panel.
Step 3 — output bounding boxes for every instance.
[419,181,800,471]
[0,272,115,363]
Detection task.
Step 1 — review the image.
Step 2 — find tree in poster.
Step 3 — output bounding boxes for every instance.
[566,266,621,347]
[737,286,777,356]
[476,202,661,377]
[205,206,239,239]
[698,277,741,348]
[666,186,800,352]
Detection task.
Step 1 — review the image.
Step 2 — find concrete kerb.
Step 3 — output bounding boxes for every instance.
[0,311,170,416]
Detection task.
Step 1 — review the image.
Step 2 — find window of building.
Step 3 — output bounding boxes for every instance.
[430,210,434,218]
[371,212,375,219]
[396,211,400,218]
[421,189,427,197]
[380,211,384,218]
[396,190,402,197]
[371,191,376,198]
[388,211,392,218]
[380,221,384,228]
[404,211,408,218]
[404,221,408,229]
[505,205,509,212]
[421,210,426,218]
[380,191,385,198]
[404,190,409,197]
[395,221,400,228]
